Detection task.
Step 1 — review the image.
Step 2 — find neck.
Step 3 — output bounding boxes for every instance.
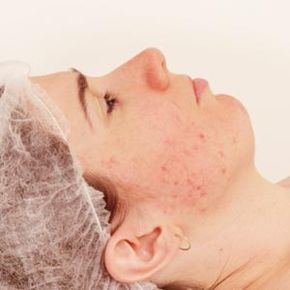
[187,166,290,289]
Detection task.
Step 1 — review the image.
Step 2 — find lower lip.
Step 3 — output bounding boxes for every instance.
[192,78,208,103]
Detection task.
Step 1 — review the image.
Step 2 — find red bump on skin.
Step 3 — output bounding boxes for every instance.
[218,150,225,158]
[183,149,191,155]
[200,191,207,197]
[221,168,227,174]
[162,204,175,215]
[187,178,195,187]
[164,138,174,145]
[109,156,117,164]
[199,133,206,140]
[161,165,168,172]
[174,181,179,186]
[101,156,118,169]
[196,185,201,190]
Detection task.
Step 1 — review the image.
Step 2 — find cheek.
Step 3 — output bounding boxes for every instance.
[147,100,254,214]
[153,132,232,214]
[99,95,254,215]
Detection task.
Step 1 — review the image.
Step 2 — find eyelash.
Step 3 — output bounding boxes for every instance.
[104,92,117,114]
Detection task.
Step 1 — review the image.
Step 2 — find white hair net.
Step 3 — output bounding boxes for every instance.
[0,61,158,290]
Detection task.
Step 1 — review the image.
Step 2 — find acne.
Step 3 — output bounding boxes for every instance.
[186,178,195,187]
[161,205,173,215]
[172,192,178,199]
[198,133,206,140]
[161,165,168,172]
[221,168,227,175]
[105,157,118,168]
[164,138,174,146]
[101,156,119,169]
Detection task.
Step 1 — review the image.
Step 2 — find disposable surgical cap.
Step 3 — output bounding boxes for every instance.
[0,61,158,290]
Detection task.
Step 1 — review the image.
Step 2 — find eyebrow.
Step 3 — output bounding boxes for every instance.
[71,68,94,129]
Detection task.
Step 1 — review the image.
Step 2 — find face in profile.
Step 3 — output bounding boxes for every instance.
[30,47,255,216]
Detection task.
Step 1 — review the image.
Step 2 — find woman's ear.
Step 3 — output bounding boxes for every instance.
[104,216,181,283]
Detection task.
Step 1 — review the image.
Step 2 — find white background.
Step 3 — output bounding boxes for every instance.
[0,0,289,182]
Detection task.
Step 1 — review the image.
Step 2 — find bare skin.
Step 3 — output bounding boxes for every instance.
[29,48,290,289]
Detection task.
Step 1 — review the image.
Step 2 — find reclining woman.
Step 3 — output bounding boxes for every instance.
[1,48,290,290]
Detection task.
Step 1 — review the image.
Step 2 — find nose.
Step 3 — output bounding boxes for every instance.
[130,47,170,91]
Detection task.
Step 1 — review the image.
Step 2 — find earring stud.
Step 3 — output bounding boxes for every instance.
[174,233,191,251]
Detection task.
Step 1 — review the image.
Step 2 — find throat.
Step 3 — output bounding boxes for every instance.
[211,180,290,290]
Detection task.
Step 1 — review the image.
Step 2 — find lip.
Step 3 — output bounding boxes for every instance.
[192,78,209,104]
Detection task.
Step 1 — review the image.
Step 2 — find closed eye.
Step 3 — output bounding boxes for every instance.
[104,92,117,114]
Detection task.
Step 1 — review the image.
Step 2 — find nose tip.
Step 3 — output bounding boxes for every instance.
[140,47,166,65]
[139,47,169,91]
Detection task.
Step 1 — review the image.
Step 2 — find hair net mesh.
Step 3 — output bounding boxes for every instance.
[0,61,158,290]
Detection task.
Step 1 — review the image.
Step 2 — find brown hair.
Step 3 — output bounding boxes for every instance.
[83,171,127,233]
[82,172,207,290]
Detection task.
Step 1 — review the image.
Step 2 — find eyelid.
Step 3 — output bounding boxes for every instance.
[81,75,119,117]
[103,91,119,114]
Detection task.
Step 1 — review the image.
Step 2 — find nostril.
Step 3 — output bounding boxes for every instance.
[141,48,169,91]
[146,68,169,91]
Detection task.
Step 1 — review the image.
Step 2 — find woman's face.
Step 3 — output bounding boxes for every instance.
[30,48,255,215]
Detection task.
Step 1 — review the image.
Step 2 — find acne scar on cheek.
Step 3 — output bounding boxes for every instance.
[199,133,206,140]
[172,192,178,198]
[199,191,207,197]
[161,165,168,172]
[164,138,174,145]
[186,178,192,186]
[101,156,119,169]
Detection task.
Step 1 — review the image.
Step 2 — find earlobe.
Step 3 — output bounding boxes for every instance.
[104,222,181,283]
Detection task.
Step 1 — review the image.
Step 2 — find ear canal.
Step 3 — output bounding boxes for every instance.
[135,227,161,262]
[104,225,180,283]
